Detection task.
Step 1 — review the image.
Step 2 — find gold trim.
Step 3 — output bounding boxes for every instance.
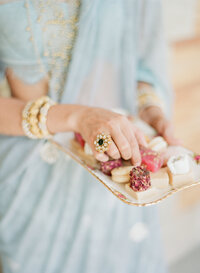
[50,139,200,207]
[24,0,81,100]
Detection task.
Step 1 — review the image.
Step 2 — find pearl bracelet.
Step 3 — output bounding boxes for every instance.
[22,101,38,139]
[38,100,56,138]
[22,96,56,139]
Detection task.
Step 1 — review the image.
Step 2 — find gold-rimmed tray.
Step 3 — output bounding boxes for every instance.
[52,130,200,207]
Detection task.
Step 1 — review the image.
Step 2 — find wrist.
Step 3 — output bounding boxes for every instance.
[139,106,165,125]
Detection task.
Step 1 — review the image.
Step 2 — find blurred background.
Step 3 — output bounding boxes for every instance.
[160,0,200,272]
[0,1,199,272]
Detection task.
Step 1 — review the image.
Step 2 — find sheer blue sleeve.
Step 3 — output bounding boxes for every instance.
[136,0,174,116]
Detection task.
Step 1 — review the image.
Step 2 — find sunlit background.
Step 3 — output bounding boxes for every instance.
[160,0,200,272]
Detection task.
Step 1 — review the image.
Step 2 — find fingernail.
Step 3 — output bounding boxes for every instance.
[96,154,108,162]
[135,162,141,166]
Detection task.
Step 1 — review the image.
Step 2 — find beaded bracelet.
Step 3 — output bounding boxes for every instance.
[38,100,56,138]
[27,97,49,138]
[22,101,38,139]
[22,96,56,139]
[137,88,164,113]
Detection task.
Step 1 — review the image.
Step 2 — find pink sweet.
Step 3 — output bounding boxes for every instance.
[74,133,85,148]
[140,146,163,173]
[194,155,200,164]
[130,166,151,192]
[100,159,123,176]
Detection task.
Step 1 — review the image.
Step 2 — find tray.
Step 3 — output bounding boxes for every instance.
[51,120,200,207]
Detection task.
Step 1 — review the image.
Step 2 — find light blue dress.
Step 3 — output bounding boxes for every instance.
[0,1,171,272]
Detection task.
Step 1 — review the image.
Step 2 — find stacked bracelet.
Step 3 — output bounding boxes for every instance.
[22,96,56,139]
[137,88,164,113]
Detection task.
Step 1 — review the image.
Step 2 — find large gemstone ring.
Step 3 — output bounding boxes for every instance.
[94,133,112,153]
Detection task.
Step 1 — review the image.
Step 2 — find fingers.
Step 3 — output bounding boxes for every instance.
[162,125,182,145]
[152,117,165,135]
[88,133,109,162]
[110,125,132,160]
[129,135,141,166]
[120,122,141,165]
[89,131,120,162]
[109,118,141,165]
[106,140,121,159]
[89,116,143,164]
[153,118,182,145]
[83,107,181,166]
[94,151,109,162]
[132,126,147,147]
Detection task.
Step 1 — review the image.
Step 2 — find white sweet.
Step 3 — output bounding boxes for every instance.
[84,143,93,155]
[133,118,156,138]
[111,108,129,116]
[167,154,190,175]
[148,136,167,152]
[125,184,158,201]
[150,167,169,189]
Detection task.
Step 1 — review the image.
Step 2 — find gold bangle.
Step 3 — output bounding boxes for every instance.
[38,100,56,138]
[137,88,164,112]
[30,124,43,138]
[22,96,56,139]
[22,101,38,139]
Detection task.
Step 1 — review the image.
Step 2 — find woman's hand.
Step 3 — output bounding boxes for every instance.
[74,106,147,164]
[139,106,181,145]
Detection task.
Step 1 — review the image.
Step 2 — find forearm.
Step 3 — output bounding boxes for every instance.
[0,97,25,135]
[0,97,84,136]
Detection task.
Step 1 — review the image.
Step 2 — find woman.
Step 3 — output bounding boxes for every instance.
[0,0,178,272]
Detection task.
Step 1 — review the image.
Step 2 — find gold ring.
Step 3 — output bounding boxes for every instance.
[94,133,112,153]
